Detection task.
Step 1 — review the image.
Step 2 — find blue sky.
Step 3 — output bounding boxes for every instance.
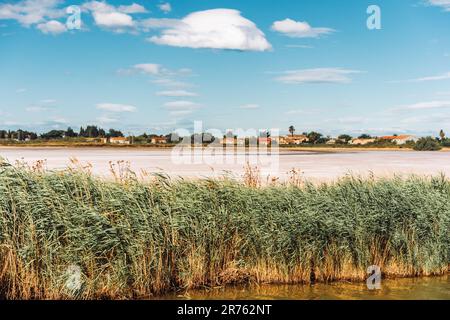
[1,0,450,136]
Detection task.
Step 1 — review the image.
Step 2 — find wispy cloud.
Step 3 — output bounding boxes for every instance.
[407,71,450,82]
[275,68,361,84]
[271,18,335,38]
[395,101,450,110]
[427,0,450,11]
[152,78,192,88]
[26,106,50,112]
[239,104,260,109]
[158,3,172,14]
[132,63,163,75]
[97,115,119,123]
[96,103,137,112]
[164,101,199,109]
[169,109,194,117]
[156,90,198,97]
[285,109,308,115]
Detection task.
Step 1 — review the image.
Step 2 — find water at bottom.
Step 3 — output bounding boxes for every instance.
[156,275,449,300]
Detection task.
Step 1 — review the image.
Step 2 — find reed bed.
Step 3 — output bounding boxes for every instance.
[0,160,449,299]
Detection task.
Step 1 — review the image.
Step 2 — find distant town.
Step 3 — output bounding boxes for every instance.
[0,125,449,151]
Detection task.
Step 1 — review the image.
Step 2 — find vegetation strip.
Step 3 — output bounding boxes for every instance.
[0,163,449,299]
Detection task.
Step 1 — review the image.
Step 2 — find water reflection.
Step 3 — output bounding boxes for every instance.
[160,275,449,300]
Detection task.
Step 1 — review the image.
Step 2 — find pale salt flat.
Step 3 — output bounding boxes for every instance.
[1,147,450,182]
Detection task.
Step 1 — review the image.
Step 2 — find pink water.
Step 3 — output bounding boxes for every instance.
[1,147,449,182]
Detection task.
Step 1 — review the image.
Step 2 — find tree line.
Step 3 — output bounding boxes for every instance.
[0,126,125,141]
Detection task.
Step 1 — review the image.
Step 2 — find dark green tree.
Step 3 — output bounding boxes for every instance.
[413,137,442,151]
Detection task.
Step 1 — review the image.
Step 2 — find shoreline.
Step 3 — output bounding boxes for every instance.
[1,144,450,153]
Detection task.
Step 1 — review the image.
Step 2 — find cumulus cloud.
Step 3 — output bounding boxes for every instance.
[82,1,148,31]
[118,3,148,14]
[96,103,137,112]
[158,3,172,13]
[271,18,335,38]
[0,0,65,26]
[94,11,134,28]
[428,0,450,11]
[36,20,67,34]
[275,68,361,84]
[156,90,198,97]
[147,9,272,51]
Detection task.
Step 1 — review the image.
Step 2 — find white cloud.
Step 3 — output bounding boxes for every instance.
[37,20,67,34]
[94,11,134,28]
[148,9,272,51]
[285,109,307,115]
[26,106,49,112]
[398,101,450,110]
[163,100,199,118]
[0,0,64,26]
[276,68,361,84]
[83,1,148,31]
[118,3,148,14]
[97,115,119,123]
[52,117,68,124]
[169,109,194,117]
[133,63,163,75]
[156,90,198,97]
[139,18,180,30]
[15,88,27,93]
[152,78,192,88]
[40,99,56,104]
[271,18,335,38]
[409,71,450,82]
[96,103,137,112]
[158,3,172,14]
[239,104,260,109]
[428,0,450,11]
[164,101,199,109]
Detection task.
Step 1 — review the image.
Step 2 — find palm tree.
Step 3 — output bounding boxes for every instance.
[439,129,446,141]
[288,126,295,137]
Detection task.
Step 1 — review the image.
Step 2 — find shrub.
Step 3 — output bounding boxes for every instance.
[441,138,450,147]
[413,137,442,151]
